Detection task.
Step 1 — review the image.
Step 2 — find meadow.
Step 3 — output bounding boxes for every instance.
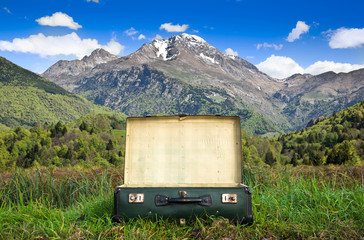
[0,165,362,239]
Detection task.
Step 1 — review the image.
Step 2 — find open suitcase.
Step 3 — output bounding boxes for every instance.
[113,115,253,224]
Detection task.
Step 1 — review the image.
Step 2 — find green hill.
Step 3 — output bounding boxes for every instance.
[277,100,364,165]
[241,100,364,166]
[0,57,125,128]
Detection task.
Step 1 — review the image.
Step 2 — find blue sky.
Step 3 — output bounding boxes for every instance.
[1,0,364,78]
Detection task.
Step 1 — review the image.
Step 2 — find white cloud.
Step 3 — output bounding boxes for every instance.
[124,28,147,40]
[257,42,283,50]
[36,12,82,30]
[160,23,189,32]
[124,27,138,36]
[225,48,238,57]
[256,55,364,79]
[256,55,304,79]
[153,34,163,40]
[103,39,124,55]
[138,34,146,40]
[204,26,214,30]
[0,32,124,58]
[287,21,310,42]
[87,0,99,2]
[305,61,364,75]
[3,7,11,14]
[328,27,364,48]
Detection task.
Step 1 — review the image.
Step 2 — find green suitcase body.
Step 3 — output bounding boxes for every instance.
[113,115,253,224]
[114,186,252,223]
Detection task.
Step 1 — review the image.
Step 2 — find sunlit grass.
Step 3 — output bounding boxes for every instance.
[0,165,363,239]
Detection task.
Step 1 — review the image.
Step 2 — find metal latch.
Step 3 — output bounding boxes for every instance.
[129,193,144,203]
[221,193,238,203]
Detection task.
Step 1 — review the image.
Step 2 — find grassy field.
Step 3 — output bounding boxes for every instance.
[0,165,363,239]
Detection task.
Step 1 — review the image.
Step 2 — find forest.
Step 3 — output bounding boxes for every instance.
[0,114,126,170]
[0,101,363,170]
[242,100,364,167]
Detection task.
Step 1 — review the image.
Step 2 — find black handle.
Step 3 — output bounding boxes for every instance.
[155,194,212,207]
[168,197,202,204]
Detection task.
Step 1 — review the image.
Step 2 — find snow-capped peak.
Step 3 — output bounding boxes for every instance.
[179,33,206,43]
[149,33,217,62]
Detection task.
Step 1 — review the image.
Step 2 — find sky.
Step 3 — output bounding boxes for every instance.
[0,0,364,79]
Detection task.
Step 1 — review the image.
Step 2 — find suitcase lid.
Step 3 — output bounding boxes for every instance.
[124,115,242,187]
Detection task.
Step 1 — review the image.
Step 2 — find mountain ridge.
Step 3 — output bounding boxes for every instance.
[41,34,364,133]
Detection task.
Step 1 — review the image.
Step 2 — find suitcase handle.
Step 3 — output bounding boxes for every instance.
[155,194,212,207]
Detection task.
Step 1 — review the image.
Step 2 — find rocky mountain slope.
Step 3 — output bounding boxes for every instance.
[42,49,119,91]
[275,69,364,128]
[0,56,125,128]
[42,34,364,133]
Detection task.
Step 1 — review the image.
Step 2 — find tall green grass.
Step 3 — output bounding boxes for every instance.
[0,168,111,208]
[242,165,363,239]
[0,166,363,239]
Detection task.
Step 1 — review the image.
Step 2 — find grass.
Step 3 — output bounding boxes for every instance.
[243,165,363,239]
[0,165,363,239]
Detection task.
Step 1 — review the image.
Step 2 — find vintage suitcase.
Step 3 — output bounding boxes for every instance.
[113,115,253,224]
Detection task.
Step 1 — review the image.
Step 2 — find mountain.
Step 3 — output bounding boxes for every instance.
[42,34,364,133]
[42,34,287,134]
[0,56,125,128]
[42,49,119,91]
[276,69,364,129]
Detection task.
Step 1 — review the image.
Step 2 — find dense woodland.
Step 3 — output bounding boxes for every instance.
[0,114,126,169]
[0,101,363,170]
[242,100,364,166]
